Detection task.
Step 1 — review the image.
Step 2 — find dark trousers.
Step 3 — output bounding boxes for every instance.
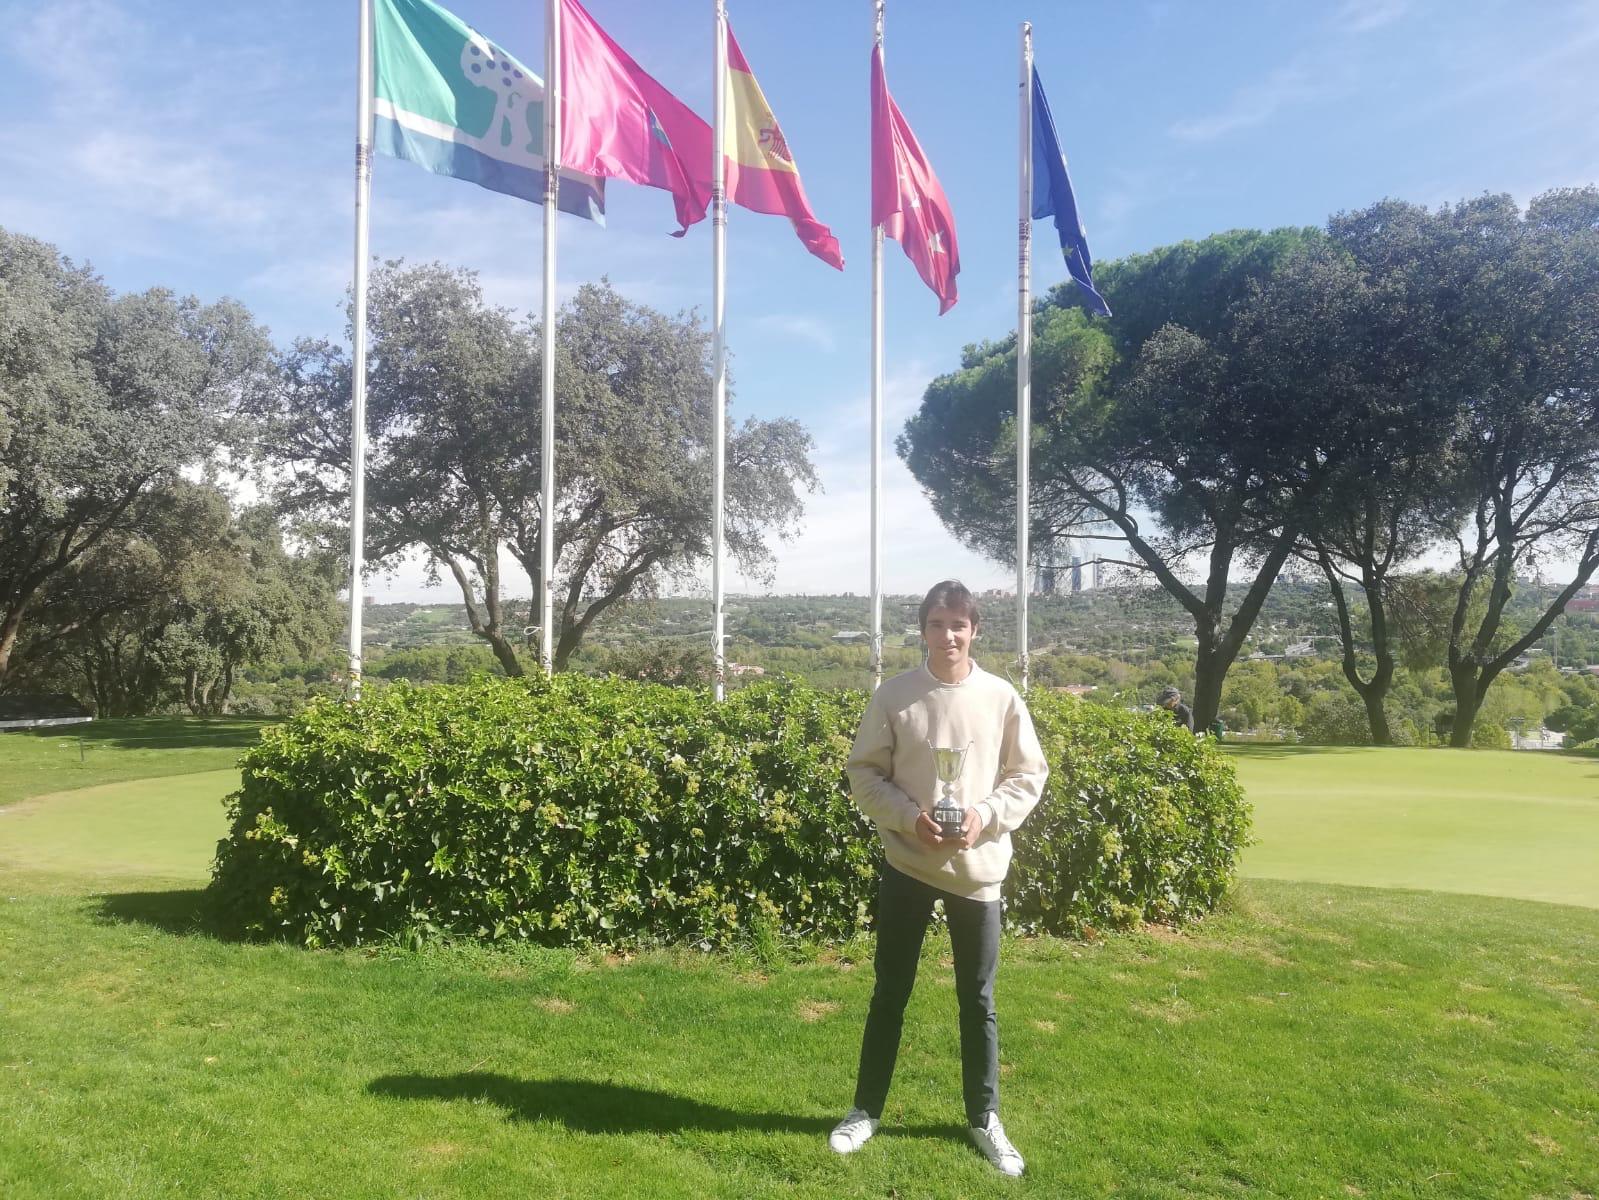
[852,862,1002,1126]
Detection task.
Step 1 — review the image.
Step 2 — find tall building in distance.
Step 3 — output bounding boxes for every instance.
[1034,535,1116,594]
[1035,537,1066,595]
[1037,554,1058,595]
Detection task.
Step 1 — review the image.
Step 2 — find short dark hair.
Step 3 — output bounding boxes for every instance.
[918,580,980,631]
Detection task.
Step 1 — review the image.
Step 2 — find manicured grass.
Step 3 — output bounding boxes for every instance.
[1231,746,1599,908]
[0,717,268,807]
[1,738,1596,1196]
[0,769,236,883]
[1,877,1594,1198]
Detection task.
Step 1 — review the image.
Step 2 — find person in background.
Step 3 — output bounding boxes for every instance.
[828,579,1049,1178]
[1157,685,1194,733]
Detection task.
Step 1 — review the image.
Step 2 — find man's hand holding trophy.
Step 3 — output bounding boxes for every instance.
[916,739,982,850]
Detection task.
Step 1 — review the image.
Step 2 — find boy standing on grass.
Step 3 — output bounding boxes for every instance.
[829,580,1049,1177]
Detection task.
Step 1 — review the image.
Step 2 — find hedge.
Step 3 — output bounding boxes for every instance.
[209,675,1248,948]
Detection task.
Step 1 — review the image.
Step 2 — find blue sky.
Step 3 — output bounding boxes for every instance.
[3,0,1597,600]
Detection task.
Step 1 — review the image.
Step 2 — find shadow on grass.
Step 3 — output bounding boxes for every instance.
[26,716,270,752]
[368,1073,964,1141]
[93,887,242,941]
[1222,743,1375,760]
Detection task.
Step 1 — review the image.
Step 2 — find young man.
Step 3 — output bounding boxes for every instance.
[1157,685,1195,733]
[830,580,1049,1177]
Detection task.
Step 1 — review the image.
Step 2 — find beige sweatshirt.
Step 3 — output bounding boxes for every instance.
[846,662,1049,902]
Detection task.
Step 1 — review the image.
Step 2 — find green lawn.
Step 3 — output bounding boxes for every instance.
[0,717,268,807]
[1,736,1596,1197]
[0,769,237,884]
[1232,745,1599,908]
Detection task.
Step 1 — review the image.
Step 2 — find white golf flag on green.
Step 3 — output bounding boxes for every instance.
[373,0,604,220]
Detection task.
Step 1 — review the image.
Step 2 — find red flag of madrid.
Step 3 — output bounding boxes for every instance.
[870,45,958,313]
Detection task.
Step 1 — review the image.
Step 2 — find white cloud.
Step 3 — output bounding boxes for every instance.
[1092,164,1205,242]
[1333,0,1410,34]
[725,444,1012,597]
[1167,0,1420,146]
[724,361,1013,596]
[244,255,354,309]
[69,131,272,231]
[0,0,338,263]
[1169,60,1323,142]
[1397,8,1599,125]
[751,313,837,353]
[2,0,145,103]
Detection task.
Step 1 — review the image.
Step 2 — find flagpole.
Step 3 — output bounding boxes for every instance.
[1016,21,1033,694]
[347,0,374,700]
[539,0,561,675]
[869,0,886,691]
[711,0,729,701]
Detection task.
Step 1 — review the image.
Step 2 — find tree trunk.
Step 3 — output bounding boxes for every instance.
[1448,663,1481,748]
[1358,581,1397,745]
[1191,620,1228,731]
[1339,634,1395,745]
[1318,549,1398,745]
[552,629,578,673]
[0,600,29,685]
[1358,686,1392,745]
[439,544,524,678]
[480,628,524,677]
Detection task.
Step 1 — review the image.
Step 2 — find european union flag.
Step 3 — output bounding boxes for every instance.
[1032,68,1110,317]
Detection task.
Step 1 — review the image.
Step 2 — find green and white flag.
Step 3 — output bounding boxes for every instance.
[373,0,604,221]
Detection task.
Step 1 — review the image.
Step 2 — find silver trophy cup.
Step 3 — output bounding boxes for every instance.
[928,740,972,839]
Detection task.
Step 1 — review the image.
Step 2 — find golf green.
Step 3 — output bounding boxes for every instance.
[0,768,236,883]
[1232,746,1599,908]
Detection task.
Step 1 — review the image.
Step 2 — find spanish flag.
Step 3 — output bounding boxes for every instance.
[724,27,843,270]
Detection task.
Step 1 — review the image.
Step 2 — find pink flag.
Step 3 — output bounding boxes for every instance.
[870,46,958,313]
[559,0,711,235]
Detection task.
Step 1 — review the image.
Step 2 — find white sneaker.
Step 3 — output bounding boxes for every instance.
[828,1107,880,1154]
[969,1111,1024,1176]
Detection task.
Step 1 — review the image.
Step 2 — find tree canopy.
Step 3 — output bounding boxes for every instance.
[262,264,816,672]
[7,482,341,716]
[902,226,1343,727]
[900,190,1599,742]
[0,227,274,688]
[1336,190,1599,745]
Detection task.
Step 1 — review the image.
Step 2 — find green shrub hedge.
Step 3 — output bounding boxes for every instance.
[210,675,1248,948]
[1010,690,1250,932]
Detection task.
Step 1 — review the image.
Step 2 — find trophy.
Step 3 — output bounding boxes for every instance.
[928,740,972,839]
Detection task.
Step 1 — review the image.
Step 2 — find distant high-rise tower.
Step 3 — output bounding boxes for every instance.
[1036,538,1068,595]
[1071,556,1083,593]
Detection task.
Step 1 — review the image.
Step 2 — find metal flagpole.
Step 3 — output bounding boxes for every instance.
[869,0,885,691]
[711,0,729,700]
[539,0,561,675]
[1016,21,1033,693]
[347,0,375,700]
